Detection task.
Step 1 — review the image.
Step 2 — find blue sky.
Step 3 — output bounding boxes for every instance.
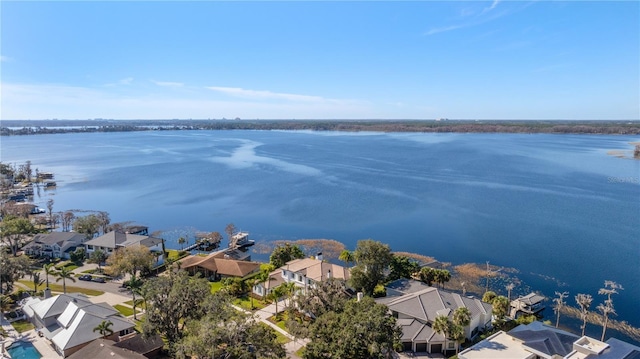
[1,1,638,120]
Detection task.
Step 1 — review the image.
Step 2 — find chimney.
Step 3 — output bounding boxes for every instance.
[316,252,323,261]
[44,288,52,299]
[327,269,331,279]
[357,292,364,302]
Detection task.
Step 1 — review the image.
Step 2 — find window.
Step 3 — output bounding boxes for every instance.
[87,245,94,250]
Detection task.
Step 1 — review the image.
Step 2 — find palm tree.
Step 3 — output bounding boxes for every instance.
[505,283,515,303]
[270,285,287,316]
[127,275,144,320]
[43,263,56,289]
[0,294,13,314]
[433,315,451,355]
[282,282,297,308]
[553,291,569,328]
[177,237,186,250]
[598,281,622,341]
[93,320,114,339]
[55,266,76,294]
[30,271,44,294]
[338,250,354,266]
[450,323,465,355]
[575,293,593,336]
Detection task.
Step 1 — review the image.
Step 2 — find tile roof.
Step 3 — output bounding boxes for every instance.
[179,254,260,277]
[282,258,350,281]
[84,231,162,249]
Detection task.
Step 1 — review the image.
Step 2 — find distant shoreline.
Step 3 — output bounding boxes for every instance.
[2,119,640,136]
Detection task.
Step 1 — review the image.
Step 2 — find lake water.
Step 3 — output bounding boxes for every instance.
[2,130,639,333]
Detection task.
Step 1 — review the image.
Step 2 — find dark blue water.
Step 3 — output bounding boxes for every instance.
[2,130,639,332]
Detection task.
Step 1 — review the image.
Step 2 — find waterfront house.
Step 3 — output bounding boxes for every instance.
[252,256,351,299]
[84,231,165,265]
[377,279,492,355]
[179,252,261,280]
[510,292,546,318]
[23,293,137,357]
[459,321,640,359]
[22,232,87,259]
[67,334,164,359]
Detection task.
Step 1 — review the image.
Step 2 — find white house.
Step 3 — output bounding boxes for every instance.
[22,232,87,259]
[252,257,350,299]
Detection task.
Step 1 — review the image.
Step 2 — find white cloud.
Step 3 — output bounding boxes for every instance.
[119,77,134,85]
[153,80,184,87]
[0,55,12,62]
[206,86,331,103]
[1,82,376,120]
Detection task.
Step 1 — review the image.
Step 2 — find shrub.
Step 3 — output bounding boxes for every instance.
[372,284,387,298]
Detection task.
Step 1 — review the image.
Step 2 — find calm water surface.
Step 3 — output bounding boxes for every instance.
[2,130,639,333]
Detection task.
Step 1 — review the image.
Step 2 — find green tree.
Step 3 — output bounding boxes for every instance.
[30,271,44,294]
[304,297,400,359]
[43,263,56,289]
[553,291,569,328]
[450,323,465,355]
[0,217,38,256]
[453,307,471,329]
[349,239,393,296]
[141,270,211,350]
[419,267,436,286]
[93,320,114,339]
[268,284,288,315]
[482,291,497,304]
[338,249,355,266]
[89,249,108,273]
[388,255,419,281]
[0,294,14,313]
[492,296,510,326]
[432,315,452,355]
[221,277,248,296]
[295,278,350,319]
[434,269,452,289]
[69,247,86,264]
[73,214,102,239]
[55,266,76,294]
[177,237,186,250]
[127,275,144,321]
[106,245,154,278]
[597,280,623,341]
[0,251,32,294]
[270,242,306,268]
[175,291,285,359]
[575,293,593,336]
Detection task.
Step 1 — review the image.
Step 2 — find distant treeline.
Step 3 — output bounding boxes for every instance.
[2,119,640,135]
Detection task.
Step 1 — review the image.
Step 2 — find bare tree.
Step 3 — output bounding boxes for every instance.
[225,223,236,243]
[553,291,569,328]
[46,199,54,231]
[505,282,515,303]
[61,211,75,232]
[598,281,623,341]
[96,211,111,235]
[575,293,593,336]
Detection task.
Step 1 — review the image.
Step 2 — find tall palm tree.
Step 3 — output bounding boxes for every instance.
[505,283,515,303]
[127,275,144,320]
[43,263,56,289]
[452,307,471,353]
[338,250,354,266]
[270,285,287,316]
[93,320,114,339]
[575,293,593,336]
[553,291,569,328]
[55,266,76,294]
[598,281,622,341]
[282,281,297,308]
[30,271,44,294]
[450,323,465,355]
[0,294,13,314]
[177,237,186,250]
[433,315,451,354]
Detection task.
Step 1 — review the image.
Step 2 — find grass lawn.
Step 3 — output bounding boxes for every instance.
[114,304,139,317]
[209,281,224,294]
[124,300,146,309]
[233,295,267,311]
[296,347,305,357]
[11,319,34,333]
[166,249,188,261]
[18,280,104,296]
[133,316,145,333]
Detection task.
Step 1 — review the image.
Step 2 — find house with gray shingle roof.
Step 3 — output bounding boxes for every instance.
[378,279,492,355]
[84,231,165,266]
[22,232,87,259]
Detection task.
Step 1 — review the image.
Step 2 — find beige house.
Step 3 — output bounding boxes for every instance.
[179,252,261,280]
[252,257,350,299]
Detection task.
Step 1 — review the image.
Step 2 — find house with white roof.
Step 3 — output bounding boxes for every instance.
[377,279,492,355]
[459,321,640,359]
[252,256,350,299]
[23,293,136,357]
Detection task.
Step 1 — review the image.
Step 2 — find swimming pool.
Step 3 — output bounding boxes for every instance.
[6,341,42,359]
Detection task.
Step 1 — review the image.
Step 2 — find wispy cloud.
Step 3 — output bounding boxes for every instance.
[424,0,511,36]
[153,80,184,87]
[0,55,12,62]
[207,86,331,103]
[104,77,134,87]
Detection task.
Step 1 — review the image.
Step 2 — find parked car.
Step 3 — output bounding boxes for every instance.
[92,277,106,283]
[78,274,92,281]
